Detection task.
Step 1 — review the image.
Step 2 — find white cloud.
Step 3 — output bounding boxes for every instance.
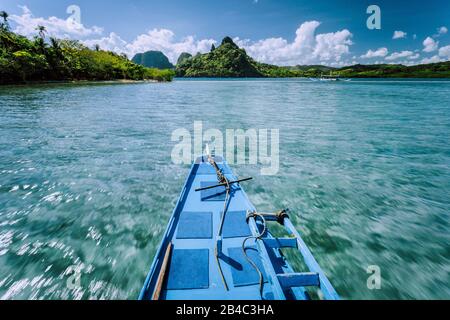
[386,59,418,66]
[437,26,448,35]
[10,5,103,39]
[423,36,439,52]
[421,55,442,64]
[438,45,450,59]
[432,26,448,38]
[235,21,353,65]
[84,29,216,63]
[385,50,415,60]
[314,29,353,61]
[361,47,388,58]
[407,53,420,60]
[393,31,407,39]
[83,32,128,54]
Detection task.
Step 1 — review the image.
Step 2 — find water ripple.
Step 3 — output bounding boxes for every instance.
[0,80,449,299]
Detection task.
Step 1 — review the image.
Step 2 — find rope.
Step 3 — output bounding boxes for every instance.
[215,178,230,291]
[242,211,267,298]
[207,154,231,291]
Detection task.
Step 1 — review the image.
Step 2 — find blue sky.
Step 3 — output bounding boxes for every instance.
[2,0,450,65]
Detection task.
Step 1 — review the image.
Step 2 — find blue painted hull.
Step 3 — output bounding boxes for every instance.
[139,156,339,300]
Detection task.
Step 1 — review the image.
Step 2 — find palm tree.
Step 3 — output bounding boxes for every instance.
[50,37,59,49]
[50,37,63,57]
[36,25,47,39]
[33,25,48,54]
[0,11,9,30]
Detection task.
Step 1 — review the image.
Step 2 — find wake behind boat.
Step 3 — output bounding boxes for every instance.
[139,155,339,300]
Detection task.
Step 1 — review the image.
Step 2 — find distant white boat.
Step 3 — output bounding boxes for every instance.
[319,77,339,82]
[310,72,351,82]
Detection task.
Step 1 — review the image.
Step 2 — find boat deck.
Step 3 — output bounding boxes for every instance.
[139,156,339,300]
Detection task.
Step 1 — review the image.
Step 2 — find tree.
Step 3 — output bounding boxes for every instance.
[211,44,216,52]
[94,44,100,51]
[36,25,47,39]
[50,37,60,51]
[49,37,64,61]
[176,52,192,65]
[0,11,8,30]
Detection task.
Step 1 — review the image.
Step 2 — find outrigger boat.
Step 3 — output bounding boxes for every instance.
[310,71,351,82]
[139,154,339,300]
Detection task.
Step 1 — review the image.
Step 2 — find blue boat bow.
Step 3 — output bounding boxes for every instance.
[139,156,339,300]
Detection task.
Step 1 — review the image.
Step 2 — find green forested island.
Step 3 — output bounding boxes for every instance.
[0,19,174,84]
[308,62,450,78]
[132,50,174,69]
[176,37,275,77]
[176,36,450,78]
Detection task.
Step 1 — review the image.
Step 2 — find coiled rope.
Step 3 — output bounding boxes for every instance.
[243,211,267,298]
[243,209,289,299]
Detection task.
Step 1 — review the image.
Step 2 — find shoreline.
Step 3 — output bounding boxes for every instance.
[0,79,165,87]
[175,75,450,79]
[174,77,450,81]
[2,77,450,88]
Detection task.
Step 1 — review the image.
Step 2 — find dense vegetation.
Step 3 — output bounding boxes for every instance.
[176,52,192,65]
[176,37,264,77]
[176,36,450,78]
[0,15,174,84]
[335,62,450,78]
[132,50,174,69]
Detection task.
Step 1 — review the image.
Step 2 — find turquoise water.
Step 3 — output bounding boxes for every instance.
[0,79,449,300]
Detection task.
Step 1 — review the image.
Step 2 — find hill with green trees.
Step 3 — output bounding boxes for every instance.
[0,14,174,84]
[176,52,192,65]
[132,50,174,69]
[286,62,450,78]
[175,37,344,77]
[176,36,450,78]
[335,62,450,78]
[176,37,264,77]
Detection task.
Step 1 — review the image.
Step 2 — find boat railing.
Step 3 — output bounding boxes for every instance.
[246,210,340,300]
